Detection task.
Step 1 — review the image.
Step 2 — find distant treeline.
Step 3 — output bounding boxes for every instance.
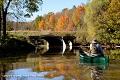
[6,5,85,31]
[6,0,120,45]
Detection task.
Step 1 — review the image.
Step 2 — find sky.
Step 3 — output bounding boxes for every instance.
[26,0,88,22]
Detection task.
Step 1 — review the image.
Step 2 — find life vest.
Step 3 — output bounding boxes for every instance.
[91,43,98,54]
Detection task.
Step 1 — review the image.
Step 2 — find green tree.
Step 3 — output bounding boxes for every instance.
[1,0,43,37]
[43,12,54,30]
[35,15,43,30]
[100,0,120,44]
[84,0,110,41]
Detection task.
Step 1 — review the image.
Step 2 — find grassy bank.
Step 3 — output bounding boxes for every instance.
[7,31,76,37]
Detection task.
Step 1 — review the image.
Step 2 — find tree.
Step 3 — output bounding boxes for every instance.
[84,0,110,41]
[48,14,56,30]
[100,0,120,44]
[67,20,75,31]
[43,12,54,30]
[38,20,45,31]
[0,1,2,38]
[0,9,1,38]
[1,0,43,37]
[72,5,85,30]
[55,15,70,31]
[35,15,43,30]
[62,8,69,16]
[6,20,14,31]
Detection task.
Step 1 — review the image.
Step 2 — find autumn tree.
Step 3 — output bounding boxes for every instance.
[6,20,14,31]
[39,20,45,31]
[48,14,56,30]
[1,0,43,37]
[62,8,69,16]
[55,15,70,31]
[43,12,54,30]
[72,5,85,30]
[68,5,76,19]
[54,12,61,27]
[67,21,75,31]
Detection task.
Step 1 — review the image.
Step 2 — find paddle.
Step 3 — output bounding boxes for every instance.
[83,51,90,56]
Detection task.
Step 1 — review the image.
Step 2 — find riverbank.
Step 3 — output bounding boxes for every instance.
[0,37,35,57]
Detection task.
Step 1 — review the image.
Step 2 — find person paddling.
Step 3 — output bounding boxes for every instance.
[89,39,104,57]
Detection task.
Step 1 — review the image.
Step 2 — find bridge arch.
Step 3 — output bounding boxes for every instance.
[40,36,64,47]
[29,35,76,55]
[29,36,64,47]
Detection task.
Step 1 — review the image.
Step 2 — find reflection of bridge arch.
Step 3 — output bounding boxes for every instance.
[63,36,76,50]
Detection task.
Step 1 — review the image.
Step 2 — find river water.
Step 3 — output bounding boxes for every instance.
[0,46,120,80]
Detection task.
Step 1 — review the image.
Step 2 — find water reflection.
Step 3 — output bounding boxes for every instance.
[79,62,109,80]
[5,68,50,80]
[0,46,78,80]
[0,47,120,80]
[2,59,81,80]
[34,40,73,55]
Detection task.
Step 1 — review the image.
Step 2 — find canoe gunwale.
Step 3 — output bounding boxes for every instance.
[79,53,109,64]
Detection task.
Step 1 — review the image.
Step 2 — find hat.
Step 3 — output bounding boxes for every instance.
[92,39,98,43]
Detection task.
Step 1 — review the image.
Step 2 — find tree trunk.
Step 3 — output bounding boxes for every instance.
[1,0,11,37]
[0,10,1,38]
[2,11,7,37]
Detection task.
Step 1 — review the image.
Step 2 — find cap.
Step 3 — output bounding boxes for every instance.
[92,39,98,43]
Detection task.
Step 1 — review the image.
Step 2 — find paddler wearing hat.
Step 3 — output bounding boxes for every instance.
[89,39,104,57]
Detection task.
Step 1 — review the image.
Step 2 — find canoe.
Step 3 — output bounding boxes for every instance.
[79,53,109,64]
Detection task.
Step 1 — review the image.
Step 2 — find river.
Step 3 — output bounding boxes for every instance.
[0,46,120,80]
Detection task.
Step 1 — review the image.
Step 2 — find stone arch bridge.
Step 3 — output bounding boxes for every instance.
[29,35,76,47]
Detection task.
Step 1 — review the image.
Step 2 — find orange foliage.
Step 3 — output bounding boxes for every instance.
[38,20,45,31]
[67,21,75,31]
[72,6,85,26]
[39,62,45,71]
[76,6,85,14]
[48,14,56,30]
[37,5,85,31]
[49,14,55,22]
[55,15,70,31]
